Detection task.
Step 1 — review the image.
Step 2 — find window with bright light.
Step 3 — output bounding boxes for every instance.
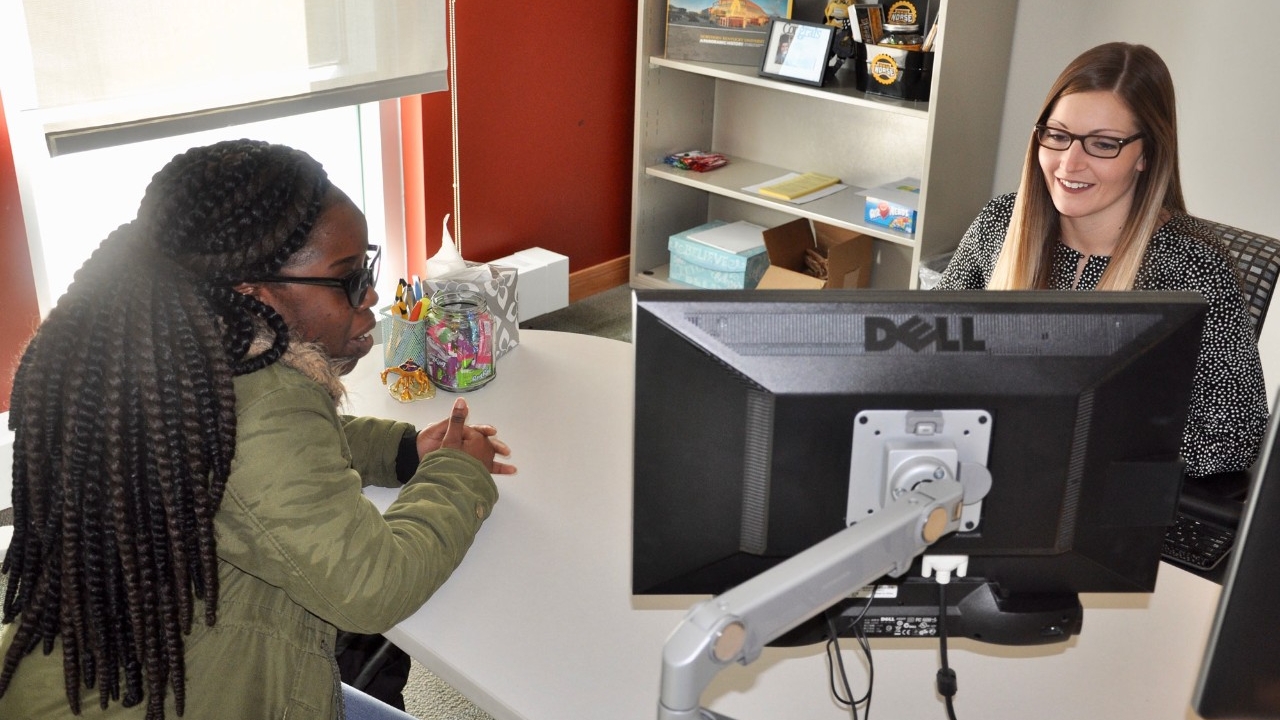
[25,102,402,310]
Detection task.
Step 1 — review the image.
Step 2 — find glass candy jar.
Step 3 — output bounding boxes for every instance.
[424,290,496,392]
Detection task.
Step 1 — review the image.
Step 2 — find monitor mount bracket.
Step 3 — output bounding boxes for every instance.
[847,409,993,532]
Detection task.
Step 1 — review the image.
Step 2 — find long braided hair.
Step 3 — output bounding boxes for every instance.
[0,139,332,718]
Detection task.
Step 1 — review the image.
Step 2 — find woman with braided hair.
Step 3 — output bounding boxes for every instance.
[0,139,515,719]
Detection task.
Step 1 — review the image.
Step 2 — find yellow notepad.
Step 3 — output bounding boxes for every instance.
[758,172,841,201]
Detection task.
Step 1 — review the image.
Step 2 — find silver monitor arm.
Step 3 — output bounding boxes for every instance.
[657,477,966,720]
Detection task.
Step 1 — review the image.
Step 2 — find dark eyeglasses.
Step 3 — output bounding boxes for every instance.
[248,244,381,308]
[1034,124,1144,159]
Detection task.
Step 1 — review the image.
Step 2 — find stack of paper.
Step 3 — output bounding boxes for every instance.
[758,172,841,201]
[686,221,767,254]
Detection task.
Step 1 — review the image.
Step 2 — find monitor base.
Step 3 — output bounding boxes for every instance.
[770,578,1083,647]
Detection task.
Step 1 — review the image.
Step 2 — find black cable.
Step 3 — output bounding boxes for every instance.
[824,593,876,720]
[825,614,858,720]
[851,615,874,714]
[936,582,959,720]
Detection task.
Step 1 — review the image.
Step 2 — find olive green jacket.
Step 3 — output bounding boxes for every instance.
[0,344,498,719]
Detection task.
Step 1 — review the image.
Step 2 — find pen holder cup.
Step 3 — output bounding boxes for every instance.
[380,307,434,402]
[852,42,933,101]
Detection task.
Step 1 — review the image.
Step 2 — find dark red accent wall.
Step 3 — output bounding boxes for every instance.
[0,93,42,413]
[416,2,638,271]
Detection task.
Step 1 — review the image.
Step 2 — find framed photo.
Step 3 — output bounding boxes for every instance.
[759,19,836,87]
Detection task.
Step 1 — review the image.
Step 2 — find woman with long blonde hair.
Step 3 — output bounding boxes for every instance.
[937,42,1267,479]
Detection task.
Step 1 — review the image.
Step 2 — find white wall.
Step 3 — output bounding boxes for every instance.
[997,0,1280,399]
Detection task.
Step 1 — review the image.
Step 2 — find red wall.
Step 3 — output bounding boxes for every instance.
[0,93,42,413]
[413,1,638,272]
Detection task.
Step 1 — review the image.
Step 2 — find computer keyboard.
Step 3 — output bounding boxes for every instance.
[1163,511,1235,571]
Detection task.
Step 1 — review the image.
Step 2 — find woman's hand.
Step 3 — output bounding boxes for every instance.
[417,397,516,475]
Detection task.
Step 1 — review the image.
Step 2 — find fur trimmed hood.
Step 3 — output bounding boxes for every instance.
[247,331,346,405]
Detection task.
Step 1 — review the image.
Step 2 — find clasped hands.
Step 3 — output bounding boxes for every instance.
[416,397,516,475]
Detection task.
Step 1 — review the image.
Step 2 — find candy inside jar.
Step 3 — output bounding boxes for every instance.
[423,290,496,392]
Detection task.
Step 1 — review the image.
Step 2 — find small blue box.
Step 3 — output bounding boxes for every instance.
[861,178,920,235]
[667,221,770,289]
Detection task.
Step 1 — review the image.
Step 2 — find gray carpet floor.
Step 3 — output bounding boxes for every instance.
[403,667,494,720]
[518,283,632,342]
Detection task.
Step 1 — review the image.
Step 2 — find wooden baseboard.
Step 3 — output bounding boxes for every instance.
[569,255,630,303]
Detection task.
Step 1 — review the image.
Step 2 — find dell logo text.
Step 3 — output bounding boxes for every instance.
[865,316,987,352]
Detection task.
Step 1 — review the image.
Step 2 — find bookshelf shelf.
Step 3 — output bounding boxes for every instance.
[648,56,930,120]
[644,157,916,247]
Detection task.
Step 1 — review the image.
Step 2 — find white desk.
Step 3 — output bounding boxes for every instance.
[351,330,1222,720]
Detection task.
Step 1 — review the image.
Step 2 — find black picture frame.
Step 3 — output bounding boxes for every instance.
[758,19,837,87]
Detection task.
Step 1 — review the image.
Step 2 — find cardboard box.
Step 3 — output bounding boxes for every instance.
[757,218,874,289]
[668,220,770,289]
[860,177,920,234]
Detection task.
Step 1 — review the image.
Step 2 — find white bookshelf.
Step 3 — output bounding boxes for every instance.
[629,0,1018,289]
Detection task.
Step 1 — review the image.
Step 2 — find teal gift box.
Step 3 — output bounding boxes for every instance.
[667,220,770,290]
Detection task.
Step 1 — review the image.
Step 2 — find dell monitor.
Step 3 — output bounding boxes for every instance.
[632,289,1206,645]
[1193,389,1280,718]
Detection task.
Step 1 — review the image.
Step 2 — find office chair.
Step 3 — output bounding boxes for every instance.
[337,630,409,701]
[1204,219,1280,339]
[1167,220,1280,575]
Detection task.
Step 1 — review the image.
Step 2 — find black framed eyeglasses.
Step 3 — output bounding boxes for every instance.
[1033,124,1144,159]
[249,244,381,308]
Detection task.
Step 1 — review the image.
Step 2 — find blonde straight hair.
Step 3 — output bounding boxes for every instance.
[988,43,1185,291]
